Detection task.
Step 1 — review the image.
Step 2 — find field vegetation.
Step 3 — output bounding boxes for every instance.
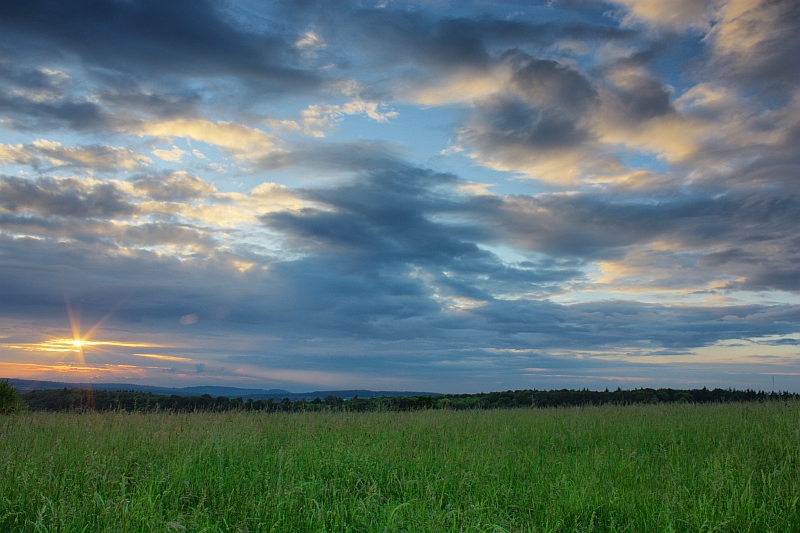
[1,401,798,532]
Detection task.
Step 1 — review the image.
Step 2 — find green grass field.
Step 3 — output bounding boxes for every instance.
[1,402,798,532]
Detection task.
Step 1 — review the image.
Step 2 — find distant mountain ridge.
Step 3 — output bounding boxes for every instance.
[3,378,439,401]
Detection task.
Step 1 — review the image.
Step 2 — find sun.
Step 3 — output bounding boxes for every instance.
[72,339,84,348]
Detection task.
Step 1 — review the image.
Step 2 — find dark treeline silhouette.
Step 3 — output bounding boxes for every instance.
[20,386,799,413]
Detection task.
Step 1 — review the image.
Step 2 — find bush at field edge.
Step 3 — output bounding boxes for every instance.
[0,380,24,414]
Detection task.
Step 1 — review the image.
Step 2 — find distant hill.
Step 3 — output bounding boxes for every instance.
[3,378,438,401]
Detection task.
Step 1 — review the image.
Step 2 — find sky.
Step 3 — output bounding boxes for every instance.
[0,0,798,394]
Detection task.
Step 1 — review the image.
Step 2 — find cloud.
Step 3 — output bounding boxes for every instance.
[130,171,215,202]
[708,0,800,90]
[0,0,320,92]
[31,139,151,170]
[600,64,674,122]
[295,30,326,56]
[1,140,151,171]
[0,143,34,166]
[404,68,509,106]
[267,99,400,138]
[444,184,800,301]
[262,168,489,271]
[0,175,136,218]
[460,97,609,184]
[151,146,185,162]
[0,91,110,132]
[135,119,284,162]
[97,86,203,121]
[511,56,599,115]
[344,10,492,73]
[467,96,591,152]
[610,0,723,30]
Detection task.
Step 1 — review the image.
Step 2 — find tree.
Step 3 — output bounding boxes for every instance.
[324,395,343,408]
[0,380,24,414]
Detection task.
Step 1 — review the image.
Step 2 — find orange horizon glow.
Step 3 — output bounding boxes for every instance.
[0,361,158,378]
[6,338,169,353]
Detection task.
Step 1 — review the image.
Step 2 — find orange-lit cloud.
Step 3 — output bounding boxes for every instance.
[131,353,192,362]
[6,339,168,353]
[0,361,153,380]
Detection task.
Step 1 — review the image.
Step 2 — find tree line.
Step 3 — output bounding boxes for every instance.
[15,386,799,413]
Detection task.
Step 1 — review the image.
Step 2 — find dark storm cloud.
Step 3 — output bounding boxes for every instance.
[266,168,468,262]
[470,298,800,350]
[371,15,492,71]
[472,193,650,259]
[742,268,800,292]
[0,0,318,91]
[712,122,800,191]
[605,73,674,123]
[0,234,231,322]
[0,62,68,94]
[309,10,494,72]
[98,85,203,121]
[0,91,110,132]
[324,6,638,71]
[258,143,800,300]
[0,56,112,132]
[465,96,591,153]
[711,0,800,93]
[238,258,439,336]
[458,54,599,165]
[471,188,800,259]
[450,184,800,295]
[255,140,408,174]
[343,14,614,71]
[510,55,598,115]
[0,176,135,218]
[261,166,573,299]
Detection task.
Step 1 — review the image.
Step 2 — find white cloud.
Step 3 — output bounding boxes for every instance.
[151,145,186,162]
[136,119,284,162]
[300,100,398,137]
[0,143,34,165]
[295,30,326,55]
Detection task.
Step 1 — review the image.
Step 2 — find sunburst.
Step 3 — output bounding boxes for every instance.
[3,296,181,384]
[64,294,125,365]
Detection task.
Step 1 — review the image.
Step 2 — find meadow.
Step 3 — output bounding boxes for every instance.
[1,402,798,532]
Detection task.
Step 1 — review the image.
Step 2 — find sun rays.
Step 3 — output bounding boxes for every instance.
[64,295,128,365]
[5,296,177,373]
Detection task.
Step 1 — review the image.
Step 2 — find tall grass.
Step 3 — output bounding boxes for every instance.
[1,402,798,532]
